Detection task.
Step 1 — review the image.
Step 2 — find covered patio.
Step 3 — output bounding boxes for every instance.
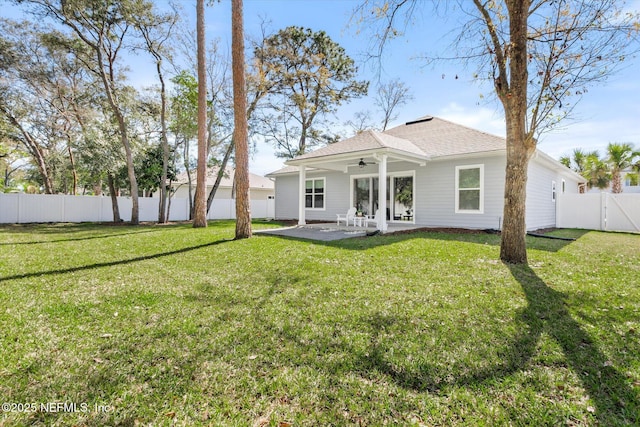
[285,130,428,233]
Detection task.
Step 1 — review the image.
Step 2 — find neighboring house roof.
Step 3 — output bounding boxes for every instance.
[173,167,274,190]
[266,115,585,183]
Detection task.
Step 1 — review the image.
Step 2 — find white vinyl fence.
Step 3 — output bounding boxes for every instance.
[0,193,275,224]
[557,193,640,233]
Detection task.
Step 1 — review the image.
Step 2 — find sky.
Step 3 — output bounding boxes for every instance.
[6,0,640,176]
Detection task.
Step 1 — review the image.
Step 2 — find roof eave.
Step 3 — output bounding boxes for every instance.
[286,147,428,169]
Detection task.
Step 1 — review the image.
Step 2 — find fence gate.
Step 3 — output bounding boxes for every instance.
[557,193,640,233]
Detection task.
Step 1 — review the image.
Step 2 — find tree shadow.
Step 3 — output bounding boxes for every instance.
[259,227,590,253]
[0,238,232,283]
[349,264,638,424]
[507,264,639,424]
[0,228,162,246]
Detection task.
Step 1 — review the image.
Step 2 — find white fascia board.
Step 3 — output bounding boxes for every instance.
[286,147,428,168]
[533,150,587,183]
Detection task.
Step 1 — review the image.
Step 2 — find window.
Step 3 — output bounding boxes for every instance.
[552,181,557,202]
[351,172,414,221]
[305,178,324,209]
[455,165,484,213]
[561,179,566,194]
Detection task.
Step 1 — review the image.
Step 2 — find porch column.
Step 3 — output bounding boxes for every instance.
[378,154,388,232]
[298,165,306,225]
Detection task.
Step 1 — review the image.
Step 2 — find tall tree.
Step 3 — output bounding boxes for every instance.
[18,0,157,224]
[136,7,178,222]
[232,0,251,239]
[356,0,639,263]
[192,0,208,228]
[169,71,199,218]
[254,26,368,158]
[606,142,637,193]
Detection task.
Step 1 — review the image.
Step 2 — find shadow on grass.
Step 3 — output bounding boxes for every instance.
[260,227,590,253]
[0,228,163,246]
[354,264,638,424]
[0,238,232,283]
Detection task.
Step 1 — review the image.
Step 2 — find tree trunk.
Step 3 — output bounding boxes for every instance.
[157,61,170,223]
[192,0,208,228]
[67,139,78,195]
[206,140,234,213]
[107,173,121,222]
[498,0,533,264]
[0,105,54,193]
[183,138,194,219]
[232,0,252,239]
[118,112,140,225]
[94,39,139,224]
[500,131,533,264]
[611,171,622,193]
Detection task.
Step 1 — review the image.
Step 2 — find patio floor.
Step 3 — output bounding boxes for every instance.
[255,222,423,242]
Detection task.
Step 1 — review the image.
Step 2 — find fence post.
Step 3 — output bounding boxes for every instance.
[601,192,607,231]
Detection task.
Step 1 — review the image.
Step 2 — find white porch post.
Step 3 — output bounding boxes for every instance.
[378,154,388,232]
[298,165,306,225]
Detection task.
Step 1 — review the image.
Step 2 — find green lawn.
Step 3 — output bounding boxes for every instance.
[1,221,639,426]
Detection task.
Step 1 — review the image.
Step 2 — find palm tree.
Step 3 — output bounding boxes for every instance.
[606,143,636,193]
[583,152,611,190]
[560,148,594,174]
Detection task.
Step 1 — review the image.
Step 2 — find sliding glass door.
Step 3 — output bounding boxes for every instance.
[352,173,414,222]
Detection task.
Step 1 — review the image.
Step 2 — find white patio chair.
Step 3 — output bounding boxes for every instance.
[364,209,381,228]
[336,207,357,226]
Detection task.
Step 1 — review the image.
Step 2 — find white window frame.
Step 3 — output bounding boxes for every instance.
[552,180,557,202]
[455,164,484,214]
[305,177,326,211]
[349,170,416,222]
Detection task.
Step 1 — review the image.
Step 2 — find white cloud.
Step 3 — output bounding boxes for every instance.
[438,102,506,136]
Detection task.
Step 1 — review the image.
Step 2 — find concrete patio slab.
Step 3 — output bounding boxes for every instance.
[255,225,370,241]
[255,222,423,241]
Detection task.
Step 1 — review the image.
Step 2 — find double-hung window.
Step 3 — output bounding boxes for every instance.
[305,178,325,209]
[455,165,484,213]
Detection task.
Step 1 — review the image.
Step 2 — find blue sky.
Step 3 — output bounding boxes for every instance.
[172,0,640,175]
[7,0,640,176]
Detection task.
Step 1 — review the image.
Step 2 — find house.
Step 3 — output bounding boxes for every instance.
[171,167,275,201]
[266,116,586,232]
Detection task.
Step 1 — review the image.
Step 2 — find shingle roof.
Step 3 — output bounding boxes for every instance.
[285,115,505,166]
[384,116,505,157]
[291,129,426,162]
[173,167,274,189]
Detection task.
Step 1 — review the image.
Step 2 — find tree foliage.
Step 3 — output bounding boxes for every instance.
[606,142,637,193]
[356,0,640,263]
[254,26,368,158]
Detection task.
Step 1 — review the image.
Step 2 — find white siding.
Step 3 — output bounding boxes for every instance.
[525,159,558,230]
[414,155,506,230]
[273,155,507,229]
[273,171,352,221]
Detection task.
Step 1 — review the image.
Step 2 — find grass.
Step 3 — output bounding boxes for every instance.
[0,221,639,426]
